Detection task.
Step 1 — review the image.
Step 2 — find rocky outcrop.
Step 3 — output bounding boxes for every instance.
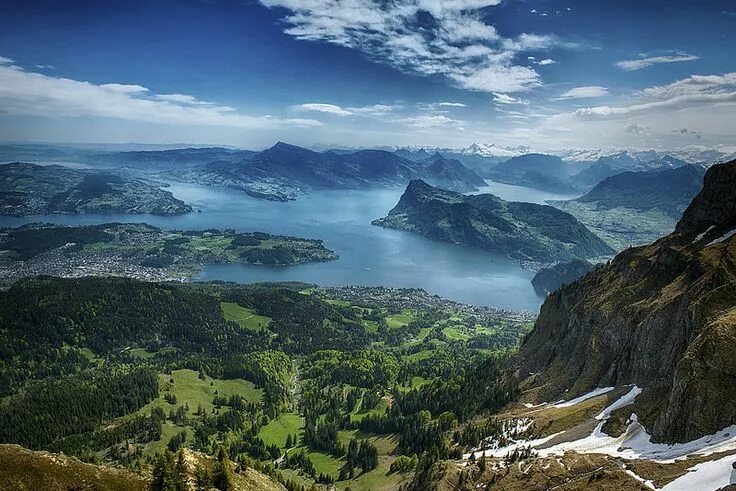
[519,159,736,443]
[531,259,596,296]
[676,160,736,233]
[372,180,614,264]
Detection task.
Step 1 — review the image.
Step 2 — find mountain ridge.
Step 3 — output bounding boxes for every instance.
[518,159,736,443]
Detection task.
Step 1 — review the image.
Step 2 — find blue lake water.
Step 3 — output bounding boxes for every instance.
[0,180,559,311]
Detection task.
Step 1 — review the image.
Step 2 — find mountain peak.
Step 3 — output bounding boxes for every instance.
[676,159,736,234]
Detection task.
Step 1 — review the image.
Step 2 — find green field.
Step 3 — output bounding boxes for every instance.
[257,412,303,450]
[122,369,262,455]
[442,326,472,341]
[386,311,415,329]
[403,349,435,362]
[220,302,272,331]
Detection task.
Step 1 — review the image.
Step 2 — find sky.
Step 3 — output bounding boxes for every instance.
[0,0,735,151]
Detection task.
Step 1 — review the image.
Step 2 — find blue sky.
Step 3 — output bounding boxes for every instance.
[0,0,735,150]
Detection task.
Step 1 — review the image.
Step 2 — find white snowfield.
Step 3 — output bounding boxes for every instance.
[706,228,736,246]
[662,454,736,490]
[552,386,615,408]
[465,385,736,489]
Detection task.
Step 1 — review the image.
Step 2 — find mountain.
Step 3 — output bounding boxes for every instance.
[0,444,147,491]
[0,444,285,491]
[372,180,614,264]
[419,153,487,192]
[92,146,255,170]
[0,162,192,216]
[573,164,706,217]
[559,146,736,166]
[518,159,736,443]
[184,142,487,199]
[486,153,578,193]
[552,165,706,251]
[569,152,650,188]
[531,259,596,297]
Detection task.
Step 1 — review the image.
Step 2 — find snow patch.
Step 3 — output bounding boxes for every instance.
[693,225,715,243]
[552,387,615,408]
[662,454,736,490]
[624,469,656,489]
[466,386,736,466]
[706,228,736,246]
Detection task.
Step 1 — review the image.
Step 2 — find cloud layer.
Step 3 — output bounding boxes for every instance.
[259,0,563,93]
[0,62,320,129]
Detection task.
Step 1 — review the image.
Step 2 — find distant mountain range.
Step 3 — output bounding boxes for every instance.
[172,142,488,200]
[0,162,191,216]
[372,179,614,265]
[2,142,733,203]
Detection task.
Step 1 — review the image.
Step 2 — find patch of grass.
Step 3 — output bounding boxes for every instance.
[336,458,407,491]
[123,369,262,455]
[403,349,435,362]
[220,302,271,331]
[386,311,415,329]
[128,347,155,359]
[351,398,389,423]
[257,412,303,450]
[304,449,343,478]
[410,376,430,388]
[442,326,471,341]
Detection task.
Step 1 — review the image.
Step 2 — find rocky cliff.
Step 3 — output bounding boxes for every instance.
[519,159,736,443]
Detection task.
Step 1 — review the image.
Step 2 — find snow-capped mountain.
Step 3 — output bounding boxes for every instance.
[558,146,736,165]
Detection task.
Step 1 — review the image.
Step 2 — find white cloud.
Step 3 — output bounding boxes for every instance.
[0,56,16,65]
[492,92,527,105]
[615,53,700,71]
[557,86,610,99]
[347,104,397,116]
[292,103,353,115]
[397,114,460,128]
[258,0,574,93]
[575,73,736,118]
[624,123,648,135]
[437,101,466,107]
[292,102,397,116]
[0,62,322,129]
[453,65,541,92]
[519,72,736,151]
[537,59,556,66]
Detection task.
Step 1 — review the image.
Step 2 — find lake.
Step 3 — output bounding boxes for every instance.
[0,179,564,311]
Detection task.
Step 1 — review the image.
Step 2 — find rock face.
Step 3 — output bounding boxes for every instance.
[372,180,614,264]
[519,159,736,443]
[676,160,736,233]
[531,259,595,297]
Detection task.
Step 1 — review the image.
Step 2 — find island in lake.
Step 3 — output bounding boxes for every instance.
[0,223,338,284]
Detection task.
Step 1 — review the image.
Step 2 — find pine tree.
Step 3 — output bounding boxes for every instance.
[212,446,233,491]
